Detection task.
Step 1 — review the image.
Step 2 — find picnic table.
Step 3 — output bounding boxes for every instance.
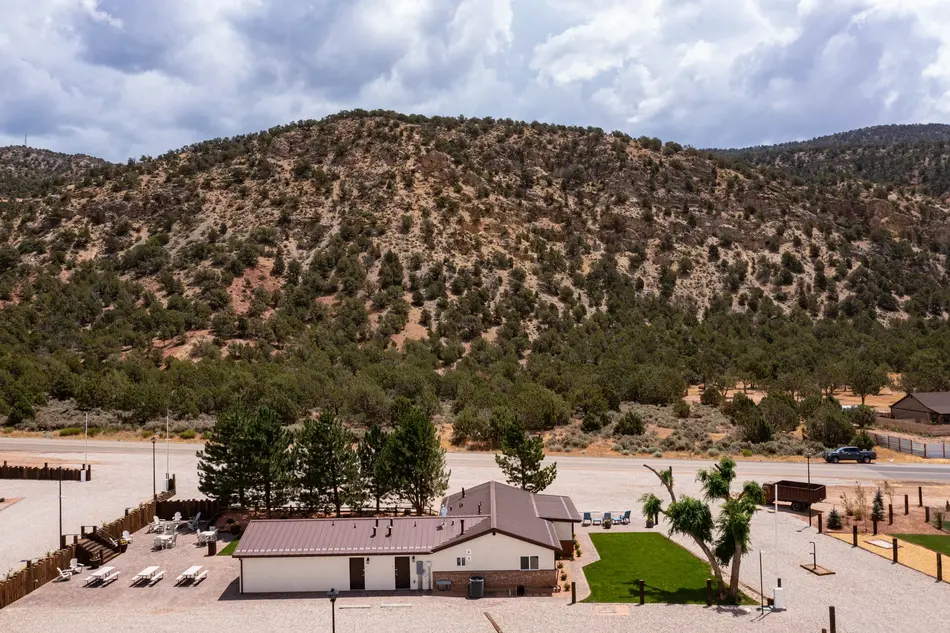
[83,566,117,586]
[176,565,207,585]
[133,566,162,584]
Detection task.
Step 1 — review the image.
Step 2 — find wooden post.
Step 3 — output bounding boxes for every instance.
[829,606,836,633]
[852,525,858,547]
[873,519,878,536]
[818,512,823,534]
[892,538,898,563]
[639,579,645,605]
[938,553,943,582]
[905,494,909,515]
[926,507,931,523]
[888,504,893,525]
[919,486,924,507]
[571,581,576,604]
[706,578,711,606]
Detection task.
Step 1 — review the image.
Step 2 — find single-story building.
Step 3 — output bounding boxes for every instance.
[890,392,950,425]
[233,480,580,595]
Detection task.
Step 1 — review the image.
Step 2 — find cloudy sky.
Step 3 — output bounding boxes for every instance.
[2,0,950,162]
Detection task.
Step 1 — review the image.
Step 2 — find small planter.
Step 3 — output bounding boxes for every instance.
[645,519,655,529]
[90,556,101,570]
[603,519,613,530]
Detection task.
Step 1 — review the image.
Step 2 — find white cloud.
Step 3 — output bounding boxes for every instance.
[0,0,949,160]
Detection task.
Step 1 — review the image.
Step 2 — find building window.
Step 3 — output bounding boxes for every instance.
[456,557,466,567]
[520,556,539,570]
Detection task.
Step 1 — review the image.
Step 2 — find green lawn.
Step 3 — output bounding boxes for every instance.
[217,538,240,556]
[896,534,950,556]
[583,532,746,605]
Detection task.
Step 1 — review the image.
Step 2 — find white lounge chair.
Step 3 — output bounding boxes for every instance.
[56,568,72,581]
[147,516,161,533]
[172,512,182,522]
[185,512,202,532]
[68,558,83,574]
[122,530,133,544]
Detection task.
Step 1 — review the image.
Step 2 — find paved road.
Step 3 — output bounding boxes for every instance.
[5,437,950,482]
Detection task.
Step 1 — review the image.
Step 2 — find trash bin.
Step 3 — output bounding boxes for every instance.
[773,587,786,611]
[468,576,484,599]
[207,540,217,556]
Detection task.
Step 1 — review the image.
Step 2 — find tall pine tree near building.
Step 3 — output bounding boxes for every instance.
[384,404,449,515]
[494,413,557,492]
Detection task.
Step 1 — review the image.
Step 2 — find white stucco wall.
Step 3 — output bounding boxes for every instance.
[241,533,555,593]
[428,532,555,572]
[552,520,573,541]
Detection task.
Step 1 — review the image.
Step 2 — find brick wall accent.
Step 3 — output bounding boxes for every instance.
[433,569,557,593]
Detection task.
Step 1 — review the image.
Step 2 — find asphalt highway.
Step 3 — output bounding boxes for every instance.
[4,437,950,483]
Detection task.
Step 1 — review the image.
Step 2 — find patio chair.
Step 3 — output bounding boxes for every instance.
[618,510,631,525]
[68,558,83,574]
[147,516,160,533]
[185,512,202,532]
[592,513,602,525]
[169,533,178,549]
[172,512,182,522]
[122,530,133,544]
[582,512,592,527]
[56,568,72,582]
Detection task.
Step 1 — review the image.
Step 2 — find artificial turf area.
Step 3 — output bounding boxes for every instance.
[217,538,240,556]
[583,532,746,604]
[896,533,950,556]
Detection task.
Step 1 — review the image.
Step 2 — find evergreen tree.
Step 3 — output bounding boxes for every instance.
[295,409,362,517]
[198,407,254,507]
[384,404,450,515]
[495,414,557,492]
[358,423,392,513]
[246,406,294,517]
[871,488,885,522]
[826,507,843,530]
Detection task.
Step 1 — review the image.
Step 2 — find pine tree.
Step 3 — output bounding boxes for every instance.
[384,404,450,515]
[198,407,254,507]
[358,423,392,513]
[295,409,362,517]
[245,407,294,517]
[826,507,843,530]
[871,488,885,522]
[495,413,557,492]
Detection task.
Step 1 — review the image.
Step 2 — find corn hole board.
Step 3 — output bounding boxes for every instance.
[868,539,898,549]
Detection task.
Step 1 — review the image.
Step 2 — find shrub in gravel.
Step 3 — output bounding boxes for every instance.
[742,448,752,457]
[59,427,81,436]
[707,447,720,457]
[178,429,197,439]
[560,572,567,581]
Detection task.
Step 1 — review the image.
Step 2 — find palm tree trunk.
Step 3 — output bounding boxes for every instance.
[695,540,726,599]
[728,545,742,602]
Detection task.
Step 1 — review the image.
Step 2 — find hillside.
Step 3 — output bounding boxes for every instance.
[716,124,950,198]
[0,146,108,198]
[2,111,950,445]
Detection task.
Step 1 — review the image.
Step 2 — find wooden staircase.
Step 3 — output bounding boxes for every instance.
[76,527,120,566]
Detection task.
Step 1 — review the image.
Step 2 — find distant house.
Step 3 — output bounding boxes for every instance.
[233,481,580,595]
[889,393,950,424]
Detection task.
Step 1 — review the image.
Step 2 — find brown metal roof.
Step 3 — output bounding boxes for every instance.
[439,481,577,551]
[894,392,950,415]
[233,515,489,558]
[235,481,578,558]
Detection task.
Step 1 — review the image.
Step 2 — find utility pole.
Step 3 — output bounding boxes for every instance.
[165,408,170,489]
[84,412,88,466]
[58,467,63,549]
[151,437,157,500]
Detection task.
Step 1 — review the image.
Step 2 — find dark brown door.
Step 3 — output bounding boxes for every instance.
[394,556,411,590]
[349,557,365,591]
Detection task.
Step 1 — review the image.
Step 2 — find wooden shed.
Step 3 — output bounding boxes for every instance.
[889,393,950,425]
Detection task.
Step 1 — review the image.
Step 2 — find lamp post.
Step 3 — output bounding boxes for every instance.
[328,588,338,633]
[806,453,811,485]
[58,467,63,550]
[151,436,157,500]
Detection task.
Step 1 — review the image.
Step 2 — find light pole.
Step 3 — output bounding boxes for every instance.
[151,436,157,500]
[328,588,338,633]
[806,453,811,485]
[84,412,88,466]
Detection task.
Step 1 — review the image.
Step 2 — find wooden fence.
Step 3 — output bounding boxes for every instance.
[0,544,76,610]
[875,417,950,437]
[869,431,950,459]
[0,461,91,481]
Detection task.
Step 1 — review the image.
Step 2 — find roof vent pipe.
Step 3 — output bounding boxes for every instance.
[371,527,377,538]
[461,519,465,535]
[462,487,465,498]
[390,518,394,527]
[477,502,482,515]
[386,525,392,537]
[375,518,379,527]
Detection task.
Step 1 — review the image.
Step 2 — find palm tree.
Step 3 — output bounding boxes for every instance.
[639,457,764,603]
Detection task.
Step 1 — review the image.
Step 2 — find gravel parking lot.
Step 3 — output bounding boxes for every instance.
[2,442,949,632]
